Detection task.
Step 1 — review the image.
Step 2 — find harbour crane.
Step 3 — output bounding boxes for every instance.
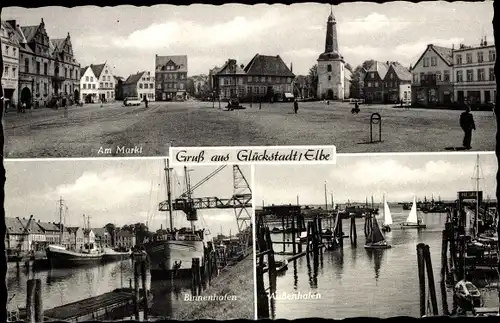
[158,165,253,252]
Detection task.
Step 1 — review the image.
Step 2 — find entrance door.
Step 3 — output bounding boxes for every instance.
[484,90,491,103]
[20,87,32,105]
[457,91,464,102]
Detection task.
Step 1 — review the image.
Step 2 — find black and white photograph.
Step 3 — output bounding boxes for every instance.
[5,159,255,321]
[1,2,495,158]
[254,153,499,319]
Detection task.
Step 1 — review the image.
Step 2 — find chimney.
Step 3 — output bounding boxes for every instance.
[484,36,488,46]
[240,64,244,69]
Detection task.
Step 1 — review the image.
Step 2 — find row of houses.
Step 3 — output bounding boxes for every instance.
[5,216,136,253]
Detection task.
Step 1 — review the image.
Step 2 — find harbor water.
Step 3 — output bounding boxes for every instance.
[6,258,196,319]
[266,206,499,319]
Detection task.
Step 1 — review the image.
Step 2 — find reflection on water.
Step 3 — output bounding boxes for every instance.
[7,259,195,319]
[269,209,499,319]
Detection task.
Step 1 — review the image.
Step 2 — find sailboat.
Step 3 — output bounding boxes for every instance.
[400,196,426,229]
[364,216,391,249]
[381,195,393,233]
[144,160,205,279]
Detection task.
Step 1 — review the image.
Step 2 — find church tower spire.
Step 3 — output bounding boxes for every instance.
[325,6,339,54]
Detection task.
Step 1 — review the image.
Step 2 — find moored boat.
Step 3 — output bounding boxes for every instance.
[381,195,393,233]
[364,216,391,249]
[400,196,426,229]
[46,244,104,268]
[102,248,132,262]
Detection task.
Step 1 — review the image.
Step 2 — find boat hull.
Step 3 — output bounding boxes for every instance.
[364,244,392,249]
[400,223,427,229]
[102,252,131,263]
[46,246,104,268]
[146,240,205,279]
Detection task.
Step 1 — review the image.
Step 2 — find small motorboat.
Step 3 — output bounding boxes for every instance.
[453,279,483,312]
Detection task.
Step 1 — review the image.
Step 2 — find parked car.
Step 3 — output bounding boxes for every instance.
[123,97,141,106]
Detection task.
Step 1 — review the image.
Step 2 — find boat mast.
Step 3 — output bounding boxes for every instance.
[324,182,328,211]
[474,154,481,236]
[165,159,174,231]
[331,193,334,209]
[185,166,195,231]
[58,196,64,245]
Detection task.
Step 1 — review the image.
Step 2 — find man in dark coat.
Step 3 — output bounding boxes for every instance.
[293,99,299,114]
[459,103,476,150]
[144,95,149,108]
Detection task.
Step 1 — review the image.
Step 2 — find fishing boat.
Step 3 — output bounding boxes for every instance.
[145,161,206,279]
[453,279,483,312]
[364,217,391,249]
[400,197,426,229]
[381,195,393,233]
[46,243,104,268]
[102,248,132,263]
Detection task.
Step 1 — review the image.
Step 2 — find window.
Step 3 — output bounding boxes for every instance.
[287,77,291,83]
[179,83,184,90]
[423,58,429,67]
[5,45,9,55]
[90,77,94,82]
[150,83,154,88]
[86,76,89,82]
[466,69,473,82]
[83,84,87,89]
[444,71,450,81]
[371,73,375,79]
[328,76,331,81]
[36,82,39,94]
[456,71,463,82]
[367,82,372,87]
[3,66,9,78]
[477,69,485,81]
[36,62,40,74]
[100,82,103,88]
[456,55,462,65]
[108,76,111,81]
[466,53,472,64]
[489,50,496,62]
[13,48,16,56]
[254,86,259,94]
[390,73,394,80]
[12,67,16,77]
[413,73,418,83]
[247,76,252,82]
[420,72,425,81]
[43,83,47,94]
[139,83,143,89]
[435,71,442,81]
[261,76,265,82]
[477,51,484,63]
[431,57,437,66]
[44,63,48,75]
[327,64,332,72]
[105,69,108,74]
[105,82,108,88]
[375,82,378,87]
[489,68,495,81]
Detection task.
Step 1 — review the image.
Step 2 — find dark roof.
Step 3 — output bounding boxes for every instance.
[51,38,66,52]
[217,59,246,76]
[318,51,343,61]
[20,25,39,43]
[90,63,106,78]
[389,63,412,81]
[365,61,389,80]
[413,44,453,68]
[244,54,295,77]
[124,71,146,84]
[91,228,107,238]
[17,217,44,234]
[36,221,60,232]
[155,55,188,73]
[80,66,89,77]
[117,230,135,238]
[5,217,25,235]
[114,76,124,82]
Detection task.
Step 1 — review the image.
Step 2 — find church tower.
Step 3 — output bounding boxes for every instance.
[317,7,345,100]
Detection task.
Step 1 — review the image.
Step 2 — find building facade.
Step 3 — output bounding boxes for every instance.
[363,61,389,103]
[36,221,61,246]
[8,19,80,108]
[116,230,136,249]
[17,217,46,251]
[91,63,115,102]
[411,44,453,105]
[155,55,188,101]
[383,63,412,104]
[1,21,20,108]
[317,9,345,100]
[122,71,155,101]
[215,55,295,102]
[92,228,112,247]
[208,66,221,93]
[80,66,98,103]
[452,39,496,104]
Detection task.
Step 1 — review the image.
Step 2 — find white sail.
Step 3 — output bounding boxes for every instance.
[383,196,393,225]
[405,196,419,224]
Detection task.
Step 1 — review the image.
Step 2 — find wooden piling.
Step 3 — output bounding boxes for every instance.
[291,211,297,255]
[281,215,286,253]
[34,279,43,323]
[312,221,319,256]
[264,228,277,296]
[350,215,357,245]
[416,243,426,317]
[140,261,148,320]
[133,261,140,320]
[440,230,448,280]
[256,265,269,319]
[422,245,439,316]
[338,216,343,248]
[26,279,36,323]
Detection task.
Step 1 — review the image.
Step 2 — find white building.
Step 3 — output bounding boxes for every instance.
[80,65,98,103]
[411,44,453,105]
[317,9,345,100]
[87,62,115,102]
[1,21,20,108]
[122,71,155,101]
[452,39,496,104]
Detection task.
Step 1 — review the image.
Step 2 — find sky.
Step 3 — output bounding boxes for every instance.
[254,153,497,207]
[2,2,493,78]
[4,159,251,236]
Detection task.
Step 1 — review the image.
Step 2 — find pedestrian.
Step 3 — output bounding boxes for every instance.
[293,99,299,114]
[144,96,149,108]
[21,101,26,113]
[459,102,476,150]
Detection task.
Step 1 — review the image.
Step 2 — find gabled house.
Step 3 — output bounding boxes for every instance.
[411,44,453,105]
[155,55,188,101]
[17,217,46,251]
[383,63,412,104]
[216,59,247,101]
[66,226,84,251]
[80,65,98,103]
[90,62,116,102]
[116,229,136,249]
[83,229,96,248]
[122,71,155,101]
[36,221,60,245]
[5,217,28,252]
[363,61,389,103]
[92,228,112,247]
[1,21,21,107]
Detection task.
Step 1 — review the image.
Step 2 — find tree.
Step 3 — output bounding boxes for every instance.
[349,60,377,99]
[104,223,116,246]
[345,62,353,73]
[186,78,196,96]
[307,64,318,98]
